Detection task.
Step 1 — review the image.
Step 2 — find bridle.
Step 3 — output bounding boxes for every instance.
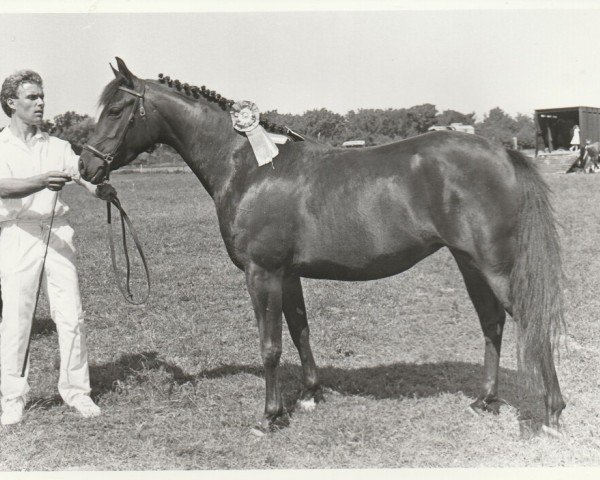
[82,81,151,305]
[83,83,147,175]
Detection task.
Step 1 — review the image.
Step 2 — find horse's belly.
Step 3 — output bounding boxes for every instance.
[292,231,439,281]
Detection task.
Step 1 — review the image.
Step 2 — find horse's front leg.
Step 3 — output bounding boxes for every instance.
[282,274,322,409]
[245,262,287,433]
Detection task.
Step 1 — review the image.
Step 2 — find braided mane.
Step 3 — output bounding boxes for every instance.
[156,73,288,136]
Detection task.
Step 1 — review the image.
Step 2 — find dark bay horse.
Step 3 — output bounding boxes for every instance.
[79,58,566,436]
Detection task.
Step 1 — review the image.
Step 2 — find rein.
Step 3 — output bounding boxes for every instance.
[106,194,151,305]
[83,83,151,305]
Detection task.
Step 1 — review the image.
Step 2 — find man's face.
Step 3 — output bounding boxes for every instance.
[7,82,45,126]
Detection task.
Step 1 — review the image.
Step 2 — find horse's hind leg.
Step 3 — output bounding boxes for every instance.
[452,251,507,415]
[454,251,566,436]
[282,275,322,410]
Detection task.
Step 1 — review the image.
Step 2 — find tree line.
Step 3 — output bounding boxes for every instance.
[263,105,536,149]
[36,105,537,165]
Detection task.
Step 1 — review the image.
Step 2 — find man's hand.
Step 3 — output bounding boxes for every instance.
[95,182,117,201]
[41,171,71,191]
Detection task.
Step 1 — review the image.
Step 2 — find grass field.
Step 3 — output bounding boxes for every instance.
[0,170,600,470]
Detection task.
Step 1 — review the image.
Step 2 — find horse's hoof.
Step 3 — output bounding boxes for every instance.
[250,412,290,436]
[271,412,290,429]
[484,401,501,415]
[313,388,325,404]
[470,398,501,416]
[468,404,483,417]
[297,398,316,412]
[541,425,565,439]
[250,425,267,437]
[296,387,324,412]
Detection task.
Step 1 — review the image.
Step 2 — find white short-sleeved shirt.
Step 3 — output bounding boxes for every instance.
[0,127,80,222]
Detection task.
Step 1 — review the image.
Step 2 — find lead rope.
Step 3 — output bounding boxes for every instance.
[106,192,151,305]
[21,192,59,377]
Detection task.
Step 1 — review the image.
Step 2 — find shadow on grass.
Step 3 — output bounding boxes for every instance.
[88,354,523,403]
[26,394,63,410]
[89,351,195,397]
[31,316,57,337]
[90,354,523,405]
[201,361,549,433]
[87,352,547,432]
[197,361,520,406]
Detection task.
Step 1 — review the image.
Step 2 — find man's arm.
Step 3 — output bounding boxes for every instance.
[72,175,98,196]
[72,175,117,201]
[0,171,72,199]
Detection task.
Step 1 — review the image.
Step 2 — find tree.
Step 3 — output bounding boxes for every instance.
[476,107,517,147]
[51,111,96,154]
[475,108,536,149]
[344,108,410,145]
[406,104,438,135]
[436,109,476,127]
[261,104,536,150]
[301,108,346,144]
[514,113,536,149]
[40,119,54,133]
[262,109,306,134]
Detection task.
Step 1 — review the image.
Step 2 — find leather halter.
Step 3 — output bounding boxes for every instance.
[83,83,146,175]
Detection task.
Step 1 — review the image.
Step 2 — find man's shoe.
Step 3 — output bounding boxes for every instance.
[70,395,101,418]
[1,397,25,426]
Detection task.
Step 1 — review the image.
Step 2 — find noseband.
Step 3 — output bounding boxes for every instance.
[83,83,146,175]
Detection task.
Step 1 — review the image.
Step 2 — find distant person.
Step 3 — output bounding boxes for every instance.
[570,124,580,152]
[0,69,115,426]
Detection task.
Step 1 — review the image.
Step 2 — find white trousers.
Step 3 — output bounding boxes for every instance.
[0,218,91,408]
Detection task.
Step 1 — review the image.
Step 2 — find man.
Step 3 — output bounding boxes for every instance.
[0,69,114,426]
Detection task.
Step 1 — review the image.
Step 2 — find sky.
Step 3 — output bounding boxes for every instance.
[2,1,600,128]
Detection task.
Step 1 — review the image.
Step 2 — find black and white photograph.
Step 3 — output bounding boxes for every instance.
[0,0,599,477]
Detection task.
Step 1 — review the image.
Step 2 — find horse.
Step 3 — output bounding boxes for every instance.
[582,142,600,173]
[78,58,566,437]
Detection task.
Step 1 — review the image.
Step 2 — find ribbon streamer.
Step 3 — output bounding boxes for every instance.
[247,125,279,166]
[231,100,279,166]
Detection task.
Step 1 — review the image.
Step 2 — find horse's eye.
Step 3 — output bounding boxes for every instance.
[108,107,122,116]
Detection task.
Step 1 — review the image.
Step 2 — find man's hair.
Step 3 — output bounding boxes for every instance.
[0,70,43,118]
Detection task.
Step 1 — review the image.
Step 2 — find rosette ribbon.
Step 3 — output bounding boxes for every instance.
[230,100,279,166]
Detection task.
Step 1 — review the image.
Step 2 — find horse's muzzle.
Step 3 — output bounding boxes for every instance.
[79,156,108,185]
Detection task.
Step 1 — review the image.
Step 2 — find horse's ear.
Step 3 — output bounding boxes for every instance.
[113,57,135,88]
[110,62,133,88]
[110,63,120,79]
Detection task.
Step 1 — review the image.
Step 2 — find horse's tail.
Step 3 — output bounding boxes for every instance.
[507,149,565,392]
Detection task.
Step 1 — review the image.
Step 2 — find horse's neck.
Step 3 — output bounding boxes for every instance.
[154,90,245,200]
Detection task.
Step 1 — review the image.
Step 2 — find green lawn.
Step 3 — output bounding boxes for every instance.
[0,171,599,470]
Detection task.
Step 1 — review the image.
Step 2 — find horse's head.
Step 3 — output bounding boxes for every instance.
[79,58,158,184]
